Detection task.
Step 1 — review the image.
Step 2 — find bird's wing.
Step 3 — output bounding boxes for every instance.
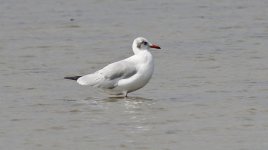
[77,60,137,89]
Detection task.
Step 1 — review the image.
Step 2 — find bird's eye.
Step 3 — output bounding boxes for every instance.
[143,41,148,45]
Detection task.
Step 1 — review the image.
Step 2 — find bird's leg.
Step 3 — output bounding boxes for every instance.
[123,91,128,98]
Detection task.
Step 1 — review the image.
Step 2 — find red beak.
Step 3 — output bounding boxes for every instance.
[150,44,161,49]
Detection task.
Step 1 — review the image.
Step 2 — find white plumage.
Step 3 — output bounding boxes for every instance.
[65,37,161,97]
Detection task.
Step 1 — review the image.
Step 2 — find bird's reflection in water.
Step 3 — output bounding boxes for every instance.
[83,96,155,113]
[101,96,153,103]
[83,96,154,133]
[123,97,154,133]
[74,96,154,109]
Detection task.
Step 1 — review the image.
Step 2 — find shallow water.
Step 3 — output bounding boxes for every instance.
[1,0,268,149]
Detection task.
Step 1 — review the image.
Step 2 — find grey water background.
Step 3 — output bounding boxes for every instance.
[1,0,268,149]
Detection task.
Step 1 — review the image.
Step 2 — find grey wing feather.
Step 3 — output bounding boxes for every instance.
[103,61,137,80]
[77,60,137,89]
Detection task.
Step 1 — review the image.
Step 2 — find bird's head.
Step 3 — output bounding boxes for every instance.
[132,37,161,54]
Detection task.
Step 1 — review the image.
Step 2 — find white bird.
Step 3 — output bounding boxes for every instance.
[64,37,161,97]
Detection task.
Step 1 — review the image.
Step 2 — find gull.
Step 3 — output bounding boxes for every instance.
[64,37,161,97]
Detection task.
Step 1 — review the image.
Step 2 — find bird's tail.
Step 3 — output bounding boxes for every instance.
[64,76,82,81]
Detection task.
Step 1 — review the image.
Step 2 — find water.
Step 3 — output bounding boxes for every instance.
[1,0,268,149]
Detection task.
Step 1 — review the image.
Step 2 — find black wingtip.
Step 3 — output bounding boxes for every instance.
[64,76,82,81]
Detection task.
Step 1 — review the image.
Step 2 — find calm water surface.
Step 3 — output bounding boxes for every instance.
[1,0,268,149]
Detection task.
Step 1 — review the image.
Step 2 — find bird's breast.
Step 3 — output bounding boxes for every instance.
[114,51,154,93]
